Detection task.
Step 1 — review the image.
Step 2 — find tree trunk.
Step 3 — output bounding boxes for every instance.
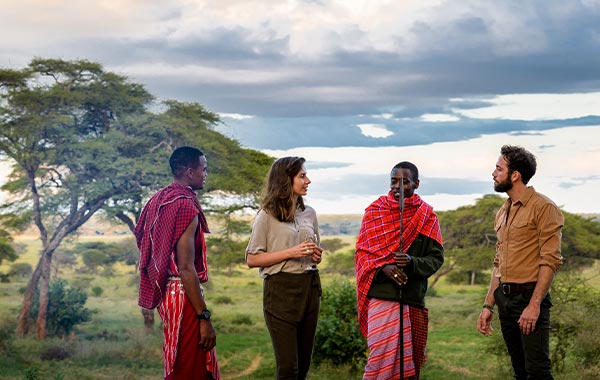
[470,271,476,286]
[16,254,45,336]
[429,263,455,289]
[35,253,53,339]
[141,308,155,333]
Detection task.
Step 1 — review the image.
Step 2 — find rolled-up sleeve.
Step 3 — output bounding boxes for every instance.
[537,202,564,272]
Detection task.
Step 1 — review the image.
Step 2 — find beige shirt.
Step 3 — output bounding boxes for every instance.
[494,187,564,284]
[246,205,320,278]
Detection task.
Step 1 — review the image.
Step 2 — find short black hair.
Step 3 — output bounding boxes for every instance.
[392,161,419,181]
[169,146,204,178]
[500,145,537,184]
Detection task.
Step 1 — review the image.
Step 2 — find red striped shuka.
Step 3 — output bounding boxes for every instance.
[355,192,442,380]
[135,182,219,380]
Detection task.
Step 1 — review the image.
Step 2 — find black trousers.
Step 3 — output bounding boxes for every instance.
[494,286,554,380]
[264,271,321,380]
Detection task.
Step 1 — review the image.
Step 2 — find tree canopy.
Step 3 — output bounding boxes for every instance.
[0,58,273,338]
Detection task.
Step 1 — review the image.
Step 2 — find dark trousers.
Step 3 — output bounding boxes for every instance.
[494,286,553,380]
[264,271,321,380]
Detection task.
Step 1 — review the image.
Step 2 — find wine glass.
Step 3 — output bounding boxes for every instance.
[299,229,319,271]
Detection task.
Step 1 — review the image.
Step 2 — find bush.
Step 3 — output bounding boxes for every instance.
[40,344,72,361]
[91,286,103,297]
[213,295,233,305]
[9,263,33,278]
[231,314,253,326]
[314,280,367,369]
[31,279,91,337]
[321,249,355,276]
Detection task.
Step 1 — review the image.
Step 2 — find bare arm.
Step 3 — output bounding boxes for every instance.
[246,241,320,268]
[176,216,216,351]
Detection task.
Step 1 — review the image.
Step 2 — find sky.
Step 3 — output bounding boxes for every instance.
[1,0,600,215]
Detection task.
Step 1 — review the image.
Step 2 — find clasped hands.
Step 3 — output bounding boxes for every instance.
[292,240,323,263]
[382,251,412,286]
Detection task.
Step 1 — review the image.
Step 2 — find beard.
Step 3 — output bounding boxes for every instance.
[494,176,513,193]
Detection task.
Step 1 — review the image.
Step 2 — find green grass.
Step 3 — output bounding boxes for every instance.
[1,234,599,380]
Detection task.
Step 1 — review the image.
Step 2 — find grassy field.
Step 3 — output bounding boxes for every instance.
[1,232,599,380]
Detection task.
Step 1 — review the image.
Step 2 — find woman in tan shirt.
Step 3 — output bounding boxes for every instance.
[246,156,323,380]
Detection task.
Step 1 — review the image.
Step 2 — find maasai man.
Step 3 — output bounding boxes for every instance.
[136,146,219,380]
[355,161,443,380]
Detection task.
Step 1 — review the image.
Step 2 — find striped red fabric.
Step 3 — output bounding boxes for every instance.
[409,306,429,378]
[355,192,442,337]
[158,279,220,380]
[363,298,416,379]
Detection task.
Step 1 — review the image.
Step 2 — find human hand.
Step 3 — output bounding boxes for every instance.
[518,303,540,335]
[311,245,324,263]
[382,264,407,285]
[394,251,412,268]
[199,320,217,351]
[289,241,320,259]
[477,308,494,336]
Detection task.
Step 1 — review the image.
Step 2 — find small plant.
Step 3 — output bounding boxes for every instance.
[30,279,91,337]
[40,345,72,361]
[91,286,104,297]
[214,295,233,305]
[231,314,253,326]
[314,280,367,370]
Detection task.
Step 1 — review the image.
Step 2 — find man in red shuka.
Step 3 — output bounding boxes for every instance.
[135,146,219,380]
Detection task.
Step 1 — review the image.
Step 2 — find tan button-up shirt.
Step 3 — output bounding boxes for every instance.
[494,187,563,284]
[246,206,320,278]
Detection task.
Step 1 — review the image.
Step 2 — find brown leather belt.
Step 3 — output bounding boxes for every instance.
[500,282,537,295]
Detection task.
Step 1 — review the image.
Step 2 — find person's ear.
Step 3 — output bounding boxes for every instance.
[511,170,521,183]
[413,179,420,190]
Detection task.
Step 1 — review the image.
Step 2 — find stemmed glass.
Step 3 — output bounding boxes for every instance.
[299,229,319,271]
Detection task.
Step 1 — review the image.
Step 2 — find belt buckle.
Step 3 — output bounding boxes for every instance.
[502,283,510,295]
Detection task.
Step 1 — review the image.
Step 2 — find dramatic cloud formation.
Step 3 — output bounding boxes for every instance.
[1,0,599,214]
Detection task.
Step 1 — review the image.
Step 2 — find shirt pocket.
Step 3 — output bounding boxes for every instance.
[510,218,534,243]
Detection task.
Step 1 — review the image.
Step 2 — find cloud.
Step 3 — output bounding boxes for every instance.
[356,124,394,138]
[453,93,600,121]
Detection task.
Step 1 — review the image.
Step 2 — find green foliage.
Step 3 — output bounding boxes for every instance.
[314,280,367,369]
[321,249,355,276]
[231,314,253,325]
[561,213,600,269]
[90,286,103,297]
[9,263,33,278]
[206,209,252,274]
[320,238,349,253]
[0,228,17,265]
[31,279,91,338]
[549,273,600,374]
[213,295,234,305]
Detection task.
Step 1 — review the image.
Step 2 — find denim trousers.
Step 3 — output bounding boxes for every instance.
[494,286,554,380]
[264,271,321,380]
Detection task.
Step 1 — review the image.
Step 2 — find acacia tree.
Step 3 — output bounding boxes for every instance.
[0,58,273,338]
[435,194,505,286]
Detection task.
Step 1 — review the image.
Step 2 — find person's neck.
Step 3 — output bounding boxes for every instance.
[506,182,526,204]
[173,178,192,188]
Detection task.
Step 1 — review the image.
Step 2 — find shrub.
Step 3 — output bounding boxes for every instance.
[322,249,355,276]
[213,295,233,305]
[231,314,253,325]
[9,263,33,278]
[314,280,367,369]
[40,344,72,361]
[91,286,103,297]
[31,279,91,337]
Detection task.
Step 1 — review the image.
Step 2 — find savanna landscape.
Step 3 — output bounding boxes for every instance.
[1,212,599,380]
